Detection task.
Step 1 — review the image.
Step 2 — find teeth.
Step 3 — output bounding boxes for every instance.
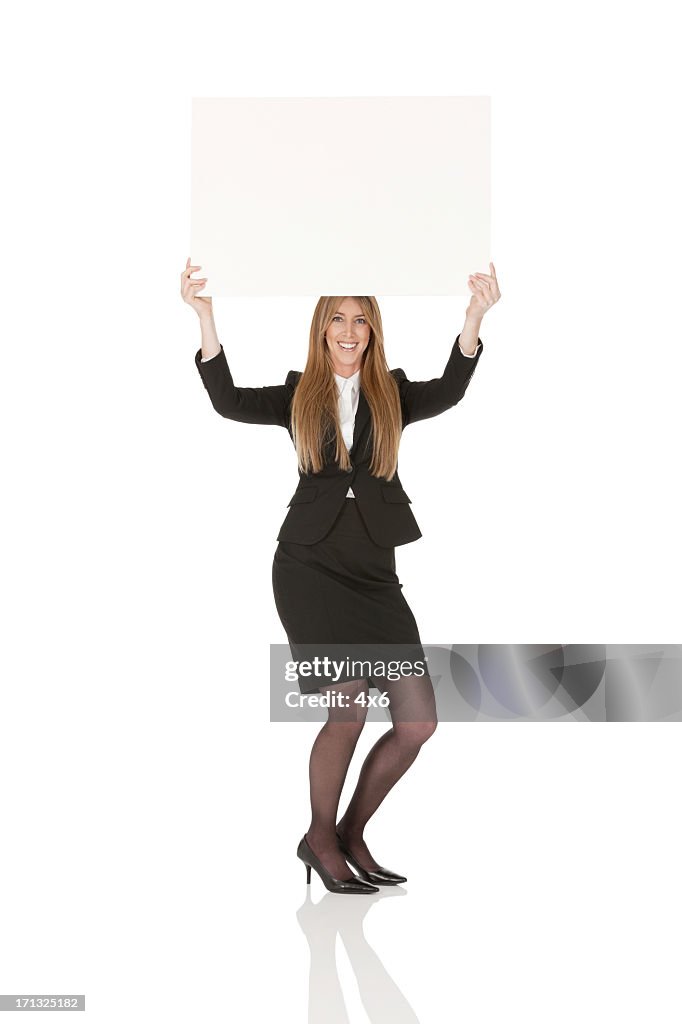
[338,342,357,349]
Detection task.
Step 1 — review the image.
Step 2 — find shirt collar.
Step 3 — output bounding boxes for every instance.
[334,368,361,395]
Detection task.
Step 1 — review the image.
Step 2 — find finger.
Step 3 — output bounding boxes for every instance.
[183,280,208,294]
[473,273,494,282]
[490,262,497,278]
[468,279,492,308]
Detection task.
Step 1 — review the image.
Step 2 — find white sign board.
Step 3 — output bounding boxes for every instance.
[190,96,490,296]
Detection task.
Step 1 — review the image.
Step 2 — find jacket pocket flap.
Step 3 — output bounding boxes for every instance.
[288,486,319,506]
[381,484,412,504]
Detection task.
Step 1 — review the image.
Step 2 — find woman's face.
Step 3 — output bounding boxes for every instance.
[324,297,371,377]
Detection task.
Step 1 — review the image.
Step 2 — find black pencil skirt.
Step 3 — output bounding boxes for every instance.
[272,498,427,694]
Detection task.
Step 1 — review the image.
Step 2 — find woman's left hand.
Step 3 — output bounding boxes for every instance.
[466,262,501,320]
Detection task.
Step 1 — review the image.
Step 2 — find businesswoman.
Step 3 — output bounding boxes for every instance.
[182,259,500,893]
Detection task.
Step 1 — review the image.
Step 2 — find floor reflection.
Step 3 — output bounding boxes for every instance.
[296,886,420,1023]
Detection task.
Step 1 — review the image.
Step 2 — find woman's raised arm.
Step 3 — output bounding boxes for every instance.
[395,263,500,426]
[194,342,295,427]
[182,258,294,428]
[393,331,484,426]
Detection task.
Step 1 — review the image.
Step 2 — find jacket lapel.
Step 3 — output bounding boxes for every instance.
[351,386,371,454]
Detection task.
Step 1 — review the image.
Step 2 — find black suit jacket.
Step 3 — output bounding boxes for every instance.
[194,333,483,547]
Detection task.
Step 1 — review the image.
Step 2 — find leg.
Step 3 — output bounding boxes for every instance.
[305,677,369,880]
[336,673,437,871]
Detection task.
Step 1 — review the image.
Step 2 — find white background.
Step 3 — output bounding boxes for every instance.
[1,2,680,1023]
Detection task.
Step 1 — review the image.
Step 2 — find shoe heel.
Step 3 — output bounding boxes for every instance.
[305,864,311,884]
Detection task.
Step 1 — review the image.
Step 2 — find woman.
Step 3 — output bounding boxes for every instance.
[182,259,500,894]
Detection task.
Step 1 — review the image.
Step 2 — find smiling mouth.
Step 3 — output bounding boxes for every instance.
[337,341,358,350]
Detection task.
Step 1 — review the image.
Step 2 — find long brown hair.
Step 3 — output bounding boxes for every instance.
[290,296,403,479]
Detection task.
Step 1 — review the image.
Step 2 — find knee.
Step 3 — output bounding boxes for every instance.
[394,718,438,748]
[325,716,367,738]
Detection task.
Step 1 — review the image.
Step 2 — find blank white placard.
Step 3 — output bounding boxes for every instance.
[190,96,490,296]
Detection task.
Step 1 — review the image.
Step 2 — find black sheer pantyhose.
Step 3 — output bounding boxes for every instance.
[305,673,437,880]
[305,679,370,881]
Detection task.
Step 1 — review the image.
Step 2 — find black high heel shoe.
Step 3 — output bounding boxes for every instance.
[336,832,407,885]
[297,835,379,894]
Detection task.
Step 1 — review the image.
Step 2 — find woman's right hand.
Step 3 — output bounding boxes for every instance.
[181,257,213,318]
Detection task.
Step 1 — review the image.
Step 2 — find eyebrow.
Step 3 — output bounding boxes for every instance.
[334,312,365,316]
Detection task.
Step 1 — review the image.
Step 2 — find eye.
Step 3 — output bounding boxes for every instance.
[332,316,366,323]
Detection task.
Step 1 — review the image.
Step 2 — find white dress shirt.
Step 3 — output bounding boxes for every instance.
[200,341,480,499]
[334,368,361,497]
